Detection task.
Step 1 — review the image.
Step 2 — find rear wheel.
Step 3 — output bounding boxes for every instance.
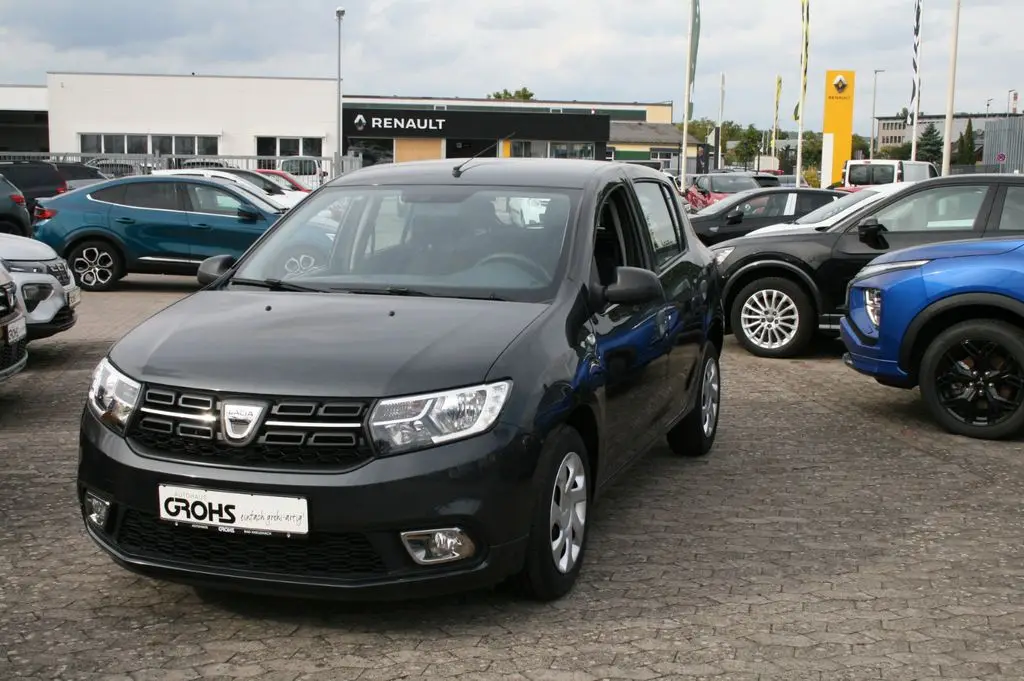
[730,277,815,358]
[0,219,25,237]
[68,239,124,292]
[667,344,721,457]
[919,319,1024,440]
[515,426,591,601]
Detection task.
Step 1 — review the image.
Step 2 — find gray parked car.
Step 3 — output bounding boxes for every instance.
[0,233,81,341]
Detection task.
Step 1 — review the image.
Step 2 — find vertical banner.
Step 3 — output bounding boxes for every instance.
[771,75,782,156]
[688,0,701,118]
[822,69,857,186]
[908,0,923,159]
[680,0,700,183]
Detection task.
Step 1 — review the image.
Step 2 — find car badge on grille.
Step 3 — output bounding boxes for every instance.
[221,401,267,446]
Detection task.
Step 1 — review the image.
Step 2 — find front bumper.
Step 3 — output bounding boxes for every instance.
[9,268,79,340]
[840,316,914,389]
[0,335,28,383]
[77,408,539,601]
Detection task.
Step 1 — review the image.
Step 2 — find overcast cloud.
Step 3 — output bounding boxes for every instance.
[0,0,1020,134]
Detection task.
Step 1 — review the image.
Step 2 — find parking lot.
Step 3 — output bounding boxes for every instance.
[3,276,1024,681]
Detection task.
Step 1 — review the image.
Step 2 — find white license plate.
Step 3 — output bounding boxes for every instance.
[5,317,26,344]
[157,484,309,536]
[66,287,81,308]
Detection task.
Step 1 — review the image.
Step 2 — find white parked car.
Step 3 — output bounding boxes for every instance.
[743,182,916,238]
[279,157,328,189]
[150,169,303,209]
[0,233,81,341]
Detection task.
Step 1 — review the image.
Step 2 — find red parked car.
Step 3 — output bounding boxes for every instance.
[257,169,310,192]
[683,173,762,210]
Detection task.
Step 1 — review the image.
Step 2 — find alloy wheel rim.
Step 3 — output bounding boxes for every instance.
[701,357,720,437]
[282,253,318,277]
[549,451,587,574]
[71,247,114,288]
[740,289,799,350]
[935,339,1024,427]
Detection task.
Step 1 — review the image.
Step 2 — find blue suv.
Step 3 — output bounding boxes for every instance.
[842,233,1024,440]
[32,175,334,291]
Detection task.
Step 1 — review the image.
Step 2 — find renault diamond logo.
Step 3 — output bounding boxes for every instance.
[353,114,366,132]
[221,401,266,446]
[832,75,848,94]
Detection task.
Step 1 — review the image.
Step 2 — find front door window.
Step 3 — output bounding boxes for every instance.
[872,185,989,232]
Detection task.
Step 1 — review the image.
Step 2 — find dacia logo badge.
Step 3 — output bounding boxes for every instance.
[832,75,848,94]
[220,402,266,446]
[353,114,367,132]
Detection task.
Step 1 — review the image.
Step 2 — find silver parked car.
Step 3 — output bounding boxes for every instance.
[0,233,81,341]
[0,261,28,382]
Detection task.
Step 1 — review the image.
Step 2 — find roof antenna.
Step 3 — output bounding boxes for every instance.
[452,131,516,178]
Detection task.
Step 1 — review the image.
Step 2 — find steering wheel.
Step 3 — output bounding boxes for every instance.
[473,253,551,282]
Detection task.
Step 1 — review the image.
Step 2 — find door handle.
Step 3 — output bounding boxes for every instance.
[193,223,213,229]
[114,217,135,224]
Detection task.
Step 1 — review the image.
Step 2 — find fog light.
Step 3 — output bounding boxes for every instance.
[84,492,111,529]
[400,528,476,565]
[22,283,53,312]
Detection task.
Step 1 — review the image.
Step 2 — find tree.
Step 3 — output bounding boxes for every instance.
[677,117,716,143]
[488,87,535,101]
[851,134,870,159]
[733,125,764,164]
[956,119,976,165]
[880,142,912,161]
[916,123,944,164]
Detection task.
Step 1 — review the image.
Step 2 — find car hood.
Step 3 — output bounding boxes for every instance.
[870,237,1024,265]
[0,233,59,261]
[108,290,547,398]
[742,222,822,238]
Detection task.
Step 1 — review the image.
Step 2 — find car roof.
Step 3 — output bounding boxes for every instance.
[326,157,661,189]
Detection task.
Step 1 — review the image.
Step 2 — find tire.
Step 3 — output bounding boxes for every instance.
[919,319,1024,440]
[277,245,329,279]
[0,219,25,237]
[514,426,592,601]
[68,239,125,292]
[730,276,815,358]
[667,343,721,457]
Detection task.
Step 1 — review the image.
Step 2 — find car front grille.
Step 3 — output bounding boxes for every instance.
[46,261,72,286]
[0,283,14,317]
[116,510,387,578]
[126,383,374,471]
[0,339,27,371]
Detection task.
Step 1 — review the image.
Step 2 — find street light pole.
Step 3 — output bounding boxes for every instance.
[940,0,961,176]
[334,7,346,178]
[870,69,885,159]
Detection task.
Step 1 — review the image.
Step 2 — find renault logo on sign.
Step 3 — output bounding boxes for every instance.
[832,75,848,94]
[353,114,367,132]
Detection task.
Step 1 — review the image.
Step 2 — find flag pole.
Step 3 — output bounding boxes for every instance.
[794,0,809,187]
[771,75,781,158]
[910,0,923,161]
[940,0,961,175]
[717,72,725,169]
[679,0,694,187]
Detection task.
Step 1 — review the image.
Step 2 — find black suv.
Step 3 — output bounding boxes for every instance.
[711,174,1024,358]
[0,161,107,216]
[0,264,28,383]
[76,158,725,602]
[0,172,32,237]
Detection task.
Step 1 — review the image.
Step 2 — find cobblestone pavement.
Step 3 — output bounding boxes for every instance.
[3,275,1024,681]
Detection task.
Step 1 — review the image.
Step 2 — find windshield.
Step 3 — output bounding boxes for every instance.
[262,173,294,190]
[696,188,762,215]
[794,189,878,224]
[225,169,280,193]
[709,175,759,193]
[230,184,580,303]
[846,163,895,186]
[207,179,283,213]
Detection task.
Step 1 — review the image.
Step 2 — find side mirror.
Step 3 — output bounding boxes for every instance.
[857,217,886,245]
[604,266,665,306]
[197,254,236,286]
[237,204,261,221]
[726,209,743,225]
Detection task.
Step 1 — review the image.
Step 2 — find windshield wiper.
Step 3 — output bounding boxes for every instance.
[229,277,325,292]
[331,286,437,297]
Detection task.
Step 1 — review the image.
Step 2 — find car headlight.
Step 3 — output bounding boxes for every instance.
[864,288,882,327]
[369,380,512,455]
[1,259,47,274]
[712,247,734,266]
[88,357,141,433]
[854,259,930,282]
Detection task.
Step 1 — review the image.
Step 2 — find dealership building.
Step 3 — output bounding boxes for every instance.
[0,72,699,169]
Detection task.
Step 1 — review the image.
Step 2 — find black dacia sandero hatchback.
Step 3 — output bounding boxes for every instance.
[77,158,726,601]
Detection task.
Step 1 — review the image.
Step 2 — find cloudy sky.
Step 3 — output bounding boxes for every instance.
[0,0,1020,134]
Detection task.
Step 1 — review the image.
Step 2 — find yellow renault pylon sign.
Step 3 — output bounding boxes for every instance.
[821,70,856,187]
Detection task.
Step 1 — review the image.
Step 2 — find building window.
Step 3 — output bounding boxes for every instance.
[197,136,219,155]
[102,134,125,154]
[511,140,548,158]
[152,136,172,155]
[80,134,101,154]
[79,133,220,156]
[126,135,148,154]
[550,142,594,160]
[348,138,394,167]
[256,136,324,158]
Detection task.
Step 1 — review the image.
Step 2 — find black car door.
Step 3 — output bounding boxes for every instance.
[626,174,704,430]
[587,179,674,476]
[822,182,997,313]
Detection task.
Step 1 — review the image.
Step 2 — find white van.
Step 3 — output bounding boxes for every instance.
[842,159,937,188]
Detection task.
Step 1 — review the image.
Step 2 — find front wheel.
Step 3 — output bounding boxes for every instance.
[68,240,125,292]
[730,277,815,358]
[919,319,1024,440]
[514,426,591,601]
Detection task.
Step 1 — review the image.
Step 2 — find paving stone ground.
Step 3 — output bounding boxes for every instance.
[2,275,1024,681]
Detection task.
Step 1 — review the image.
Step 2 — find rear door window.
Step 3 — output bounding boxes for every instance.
[847,164,895,185]
[797,191,837,213]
